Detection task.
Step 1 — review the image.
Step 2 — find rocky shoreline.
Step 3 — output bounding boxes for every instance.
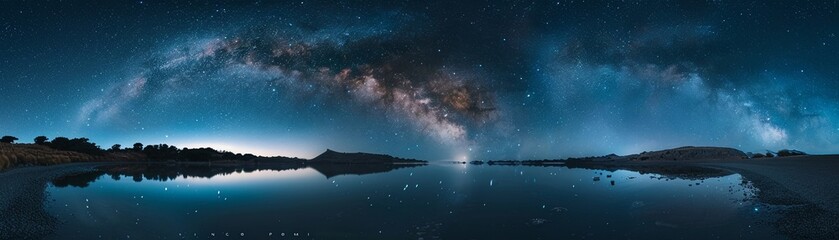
[0,163,105,240]
[704,157,839,239]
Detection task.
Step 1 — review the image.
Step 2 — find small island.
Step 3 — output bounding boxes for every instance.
[309,149,426,164]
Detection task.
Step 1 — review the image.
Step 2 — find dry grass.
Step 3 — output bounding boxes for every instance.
[0,143,145,171]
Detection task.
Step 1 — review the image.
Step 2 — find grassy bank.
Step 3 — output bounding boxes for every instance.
[0,143,143,171]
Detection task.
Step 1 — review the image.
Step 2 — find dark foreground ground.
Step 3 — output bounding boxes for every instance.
[1,156,837,239]
[0,163,107,239]
[703,156,839,239]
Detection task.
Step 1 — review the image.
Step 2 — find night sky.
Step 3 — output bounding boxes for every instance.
[2,1,838,160]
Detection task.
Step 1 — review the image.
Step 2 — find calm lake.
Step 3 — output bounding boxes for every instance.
[44,163,777,239]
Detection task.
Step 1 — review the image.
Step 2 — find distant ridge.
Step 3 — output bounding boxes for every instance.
[309,149,426,164]
[557,146,747,163]
[625,146,747,161]
[484,146,749,166]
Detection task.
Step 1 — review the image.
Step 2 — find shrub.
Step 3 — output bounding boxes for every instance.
[34,136,49,145]
[0,136,18,143]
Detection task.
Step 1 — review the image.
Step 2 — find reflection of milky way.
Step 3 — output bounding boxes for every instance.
[80,21,498,145]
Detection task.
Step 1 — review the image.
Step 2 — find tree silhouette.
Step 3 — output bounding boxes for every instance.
[180,148,221,162]
[34,136,49,145]
[48,137,103,155]
[133,143,143,151]
[142,144,183,160]
[2,134,284,165]
[51,137,71,147]
[1,136,19,143]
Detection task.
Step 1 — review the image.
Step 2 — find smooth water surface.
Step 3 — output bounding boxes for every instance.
[45,164,775,239]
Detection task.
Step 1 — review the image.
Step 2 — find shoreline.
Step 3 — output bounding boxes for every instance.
[563,155,839,239]
[0,163,108,240]
[700,157,839,239]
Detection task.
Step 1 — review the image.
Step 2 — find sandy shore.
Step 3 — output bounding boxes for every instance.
[700,155,839,239]
[703,155,839,210]
[0,163,105,240]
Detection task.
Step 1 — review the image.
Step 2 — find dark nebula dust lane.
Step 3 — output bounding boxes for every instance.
[2,1,838,159]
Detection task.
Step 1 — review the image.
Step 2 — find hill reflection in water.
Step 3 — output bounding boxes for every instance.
[51,163,426,188]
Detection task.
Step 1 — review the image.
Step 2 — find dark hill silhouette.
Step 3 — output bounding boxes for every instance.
[547,146,747,164]
[309,149,426,164]
[557,146,749,180]
[624,146,747,161]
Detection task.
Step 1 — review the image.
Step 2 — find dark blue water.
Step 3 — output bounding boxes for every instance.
[44,164,776,239]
